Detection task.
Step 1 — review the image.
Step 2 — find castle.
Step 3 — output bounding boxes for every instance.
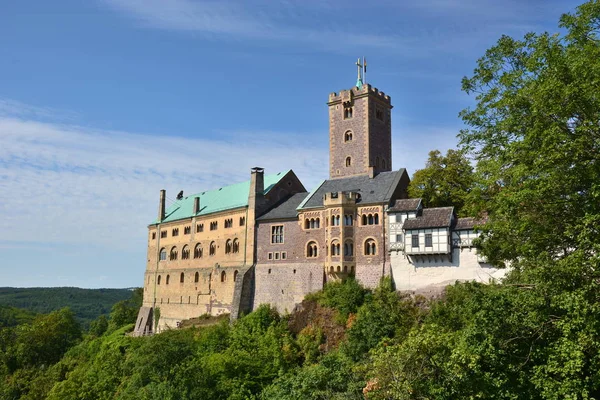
[134,67,505,334]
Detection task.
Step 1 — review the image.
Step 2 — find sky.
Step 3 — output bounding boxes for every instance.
[0,0,583,288]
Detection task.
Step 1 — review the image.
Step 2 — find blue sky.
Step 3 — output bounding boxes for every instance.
[0,0,582,288]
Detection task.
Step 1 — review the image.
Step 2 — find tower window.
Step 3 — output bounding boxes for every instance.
[151,232,156,240]
[364,239,377,256]
[376,107,384,121]
[172,228,179,237]
[344,131,353,142]
[344,107,353,119]
[159,248,167,261]
[346,157,352,167]
[239,217,245,226]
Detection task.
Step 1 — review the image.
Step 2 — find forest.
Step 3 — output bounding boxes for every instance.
[2,1,600,398]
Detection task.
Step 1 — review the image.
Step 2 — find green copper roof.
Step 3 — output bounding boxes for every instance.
[151,170,291,225]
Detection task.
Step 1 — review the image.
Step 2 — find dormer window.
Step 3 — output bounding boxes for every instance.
[344,107,353,119]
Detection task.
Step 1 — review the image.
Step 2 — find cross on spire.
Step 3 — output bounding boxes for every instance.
[355,57,367,89]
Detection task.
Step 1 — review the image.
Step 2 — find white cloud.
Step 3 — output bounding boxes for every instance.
[0,110,328,252]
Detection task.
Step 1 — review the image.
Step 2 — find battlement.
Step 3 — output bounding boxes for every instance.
[328,84,391,105]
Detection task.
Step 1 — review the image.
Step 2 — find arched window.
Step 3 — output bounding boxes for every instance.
[225,239,232,254]
[159,248,167,261]
[315,218,320,228]
[182,245,190,260]
[234,270,239,281]
[209,241,216,256]
[344,107,353,119]
[169,246,178,260]
[331,241,340,256]
[344,241,354,256]
[232,239,239,253]
[376,156,380,168]
[362,214,367,225]
[374,213,379,225]
[344,214,353,226]
[368,214,374,225]
[364,239,377,256]
[307,241,318,258]
[382,158,386,169]
[310,218,315,229]
[194,271,199,283]
[221,271,226,282]
[345,157,352,167]
[344,130,353,142]
[194,243,203,259]
[305,219,310,229]
[157,275,161,285]
[180,272,185,283]
[331,215,340,226]
[166,274,170,284]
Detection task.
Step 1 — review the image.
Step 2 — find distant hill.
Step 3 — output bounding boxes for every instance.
[0,287,137,327]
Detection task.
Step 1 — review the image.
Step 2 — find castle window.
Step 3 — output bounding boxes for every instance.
[376,156,380,168]
[362,214,367,225]
[239,217,245,226]
[376,107,384,121]
[157,275,161,285]
[307,241,318,258]
[194,271,199,283]
[268,252,273,260]
[210,221,218,231]
[271,225,284,244]
[331,215,340,226]
[209,241,216,256]
[172,228,179,237]
[152,232,156,240]
[282,252,286,260]
[197,223,204,233]
[234,270,239,281]
[344,214,353,226]
[344,130,353,142]
[374,213,379,224]
[225,218,233,228]
[344,241,354,256]
[180,272,185,283]
[194,243,203,258]
[345,157,352,167]
[364,239,377,256]
[368,214,374,225]
[425,233,433,247]
[412,234,419,248]
[225,239,232,254]
[169,246,178,261]
[181,245,190,260]
[184,226,191,235]
[221,271,226,282]
[166,275,170,285]
[161,230,167,238]
[159,248,167,261]
[381,158,387,169]
[344,107,353,119]
[275,252,280,260]
[233,239,239,253]
[331,241,340,256]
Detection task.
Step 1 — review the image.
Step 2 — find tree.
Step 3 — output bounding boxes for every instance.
[408,148,474,216]
[458,0,600,264]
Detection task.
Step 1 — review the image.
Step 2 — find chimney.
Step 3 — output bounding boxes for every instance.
[368,166,376,179]
[193,196,200,214]
[248,167,266,215]
[158,189,166,221]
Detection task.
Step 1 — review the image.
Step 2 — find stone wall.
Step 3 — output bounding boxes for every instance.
[390,247,508,292]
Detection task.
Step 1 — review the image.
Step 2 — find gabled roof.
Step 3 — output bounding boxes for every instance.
[388,198,422,212]
[257,192,309,221]
[403,207,454,230]
[454,217,486,230]
[151,170,292,225]
[298,169,407,210]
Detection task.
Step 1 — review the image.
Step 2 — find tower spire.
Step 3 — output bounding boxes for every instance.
[355,57,363,89]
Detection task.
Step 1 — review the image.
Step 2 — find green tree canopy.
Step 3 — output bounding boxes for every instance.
[408,148,474,216]
[459,0,600,264]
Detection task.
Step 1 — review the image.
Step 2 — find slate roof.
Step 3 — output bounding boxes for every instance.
[453,217,487,230]
[151,170,292,225]
[257,192,309,221]
[403,207,454,229]
[298,169,407,210]
[388,198,422,212]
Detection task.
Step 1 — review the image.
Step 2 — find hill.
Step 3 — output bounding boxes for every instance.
[0,287,136,327]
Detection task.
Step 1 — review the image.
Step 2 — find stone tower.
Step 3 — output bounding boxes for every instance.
[327,82,393,179]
